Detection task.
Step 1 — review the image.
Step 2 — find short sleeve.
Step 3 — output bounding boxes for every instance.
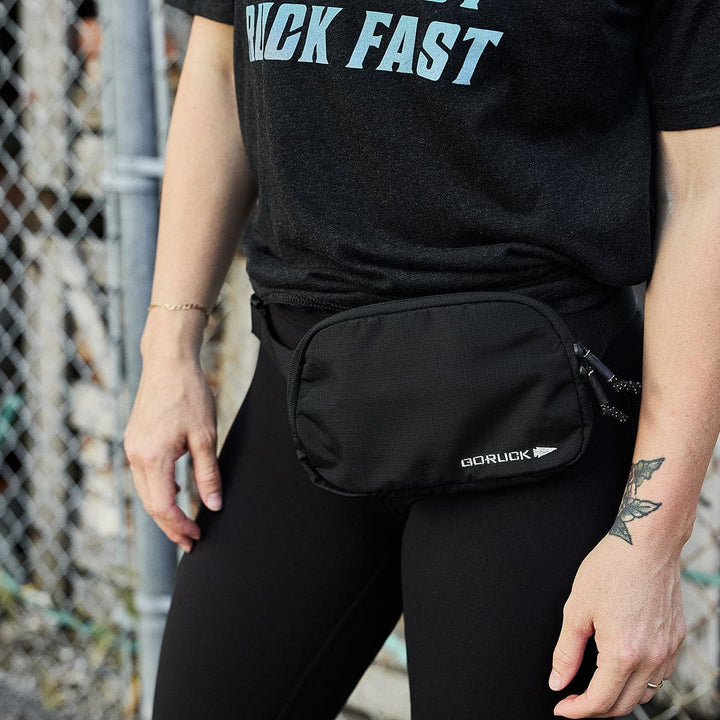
[641,0,720,130]
[165,0,234,26]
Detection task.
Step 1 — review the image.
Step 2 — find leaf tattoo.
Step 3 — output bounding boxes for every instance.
[631,458,665,490]
[609,457,664,545]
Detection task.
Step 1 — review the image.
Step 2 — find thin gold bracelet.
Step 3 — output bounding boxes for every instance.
[147,302,211,320]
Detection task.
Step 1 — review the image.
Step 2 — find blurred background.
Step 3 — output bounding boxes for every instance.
[0,1,718,718]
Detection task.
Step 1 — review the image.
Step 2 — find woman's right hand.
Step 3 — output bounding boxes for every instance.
[123,350,222,553]
[121,13,255,552]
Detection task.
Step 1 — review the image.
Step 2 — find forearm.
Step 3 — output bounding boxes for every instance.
[619,169,720,551]
[141,19,256,360]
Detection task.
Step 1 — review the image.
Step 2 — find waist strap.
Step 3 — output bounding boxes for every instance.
[250,287,640,380]
[250,295,297,378]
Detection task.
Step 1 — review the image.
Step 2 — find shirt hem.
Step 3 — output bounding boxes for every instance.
[250,283,624,316]
[652,93,720,131]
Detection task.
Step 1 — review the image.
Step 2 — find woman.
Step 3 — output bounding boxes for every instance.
[123,1,720,718]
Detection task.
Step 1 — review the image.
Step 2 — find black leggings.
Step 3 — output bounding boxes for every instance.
[152,291,643,720]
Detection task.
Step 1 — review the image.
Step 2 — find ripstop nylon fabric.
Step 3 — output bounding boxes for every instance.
[248,287,639,496]
[287,293,593,495]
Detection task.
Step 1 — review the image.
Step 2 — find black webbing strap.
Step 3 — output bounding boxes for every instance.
[250,294,294,378]
[250,287,640,381]
[592,286,640,346]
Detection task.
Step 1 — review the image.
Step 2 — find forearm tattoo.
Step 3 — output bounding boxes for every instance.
[609,457,664,545]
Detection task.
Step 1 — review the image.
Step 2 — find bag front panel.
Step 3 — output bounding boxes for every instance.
[290,296,592,496]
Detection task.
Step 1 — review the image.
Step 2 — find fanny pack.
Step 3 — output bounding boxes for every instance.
[250,289,640,497]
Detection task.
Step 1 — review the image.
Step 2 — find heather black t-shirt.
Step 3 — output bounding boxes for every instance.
[168,0,720,312]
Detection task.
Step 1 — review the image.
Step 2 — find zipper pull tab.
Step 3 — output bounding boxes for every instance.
[574,342,613,382]
[579,365,630,424]
[573,342,642,397]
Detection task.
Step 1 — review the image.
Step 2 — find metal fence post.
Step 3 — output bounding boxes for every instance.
[100,1,178,717]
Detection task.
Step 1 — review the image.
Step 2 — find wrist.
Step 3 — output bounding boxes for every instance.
[140,308,207,360]
[609,516,690,559]
[608,453,701,554]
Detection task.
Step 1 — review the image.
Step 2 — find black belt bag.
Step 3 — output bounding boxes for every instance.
[250,289,641,498]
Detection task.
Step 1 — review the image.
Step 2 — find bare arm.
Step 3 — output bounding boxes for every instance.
[124,16,256,552]
[550,125,720,718]
[623,125,720,547]
[142,15,256,356]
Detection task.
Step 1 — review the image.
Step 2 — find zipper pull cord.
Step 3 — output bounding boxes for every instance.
[578,365,630,424]
[573,342,642,397]
[609,378,642,396]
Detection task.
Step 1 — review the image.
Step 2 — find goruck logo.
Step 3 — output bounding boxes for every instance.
[460,446,557,467]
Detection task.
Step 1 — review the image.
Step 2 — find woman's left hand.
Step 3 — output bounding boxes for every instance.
[549,533,686,718]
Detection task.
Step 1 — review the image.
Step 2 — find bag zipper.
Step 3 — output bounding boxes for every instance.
[574,341,641,424]
[285,290,582,416]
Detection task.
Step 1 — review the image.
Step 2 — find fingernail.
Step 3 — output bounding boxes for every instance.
[549,670,562,691]
[207,492,222,511]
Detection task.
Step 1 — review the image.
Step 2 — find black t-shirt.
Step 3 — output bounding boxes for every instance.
[168,0,720,312]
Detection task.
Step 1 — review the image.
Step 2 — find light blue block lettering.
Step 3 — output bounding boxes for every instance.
[264,4,307,60]
[452,27,502,85]
[245,5,256,61]
[298,5,343,64]
[377,15,417,73]
[346,11,393,69]
[417,21,459,81]
[253,3,275,61]
[459,0,479,10]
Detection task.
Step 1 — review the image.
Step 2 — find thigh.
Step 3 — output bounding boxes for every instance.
[400,309,643,720]
[152,347,405,720]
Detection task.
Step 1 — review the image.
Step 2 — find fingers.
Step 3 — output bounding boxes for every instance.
[145,454,202,551]
[553,651,631,718]
[152,503,202,553]
[604,614,685,716]
[636,651,679,707]
[550,607,594,692]
[553,644,682,718]
[126,447,202,553]
[638,679,661,706]
[187,427,223,511]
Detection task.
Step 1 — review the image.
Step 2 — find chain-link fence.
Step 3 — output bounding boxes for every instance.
[1,0,134,716]
[0,1,718,719]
